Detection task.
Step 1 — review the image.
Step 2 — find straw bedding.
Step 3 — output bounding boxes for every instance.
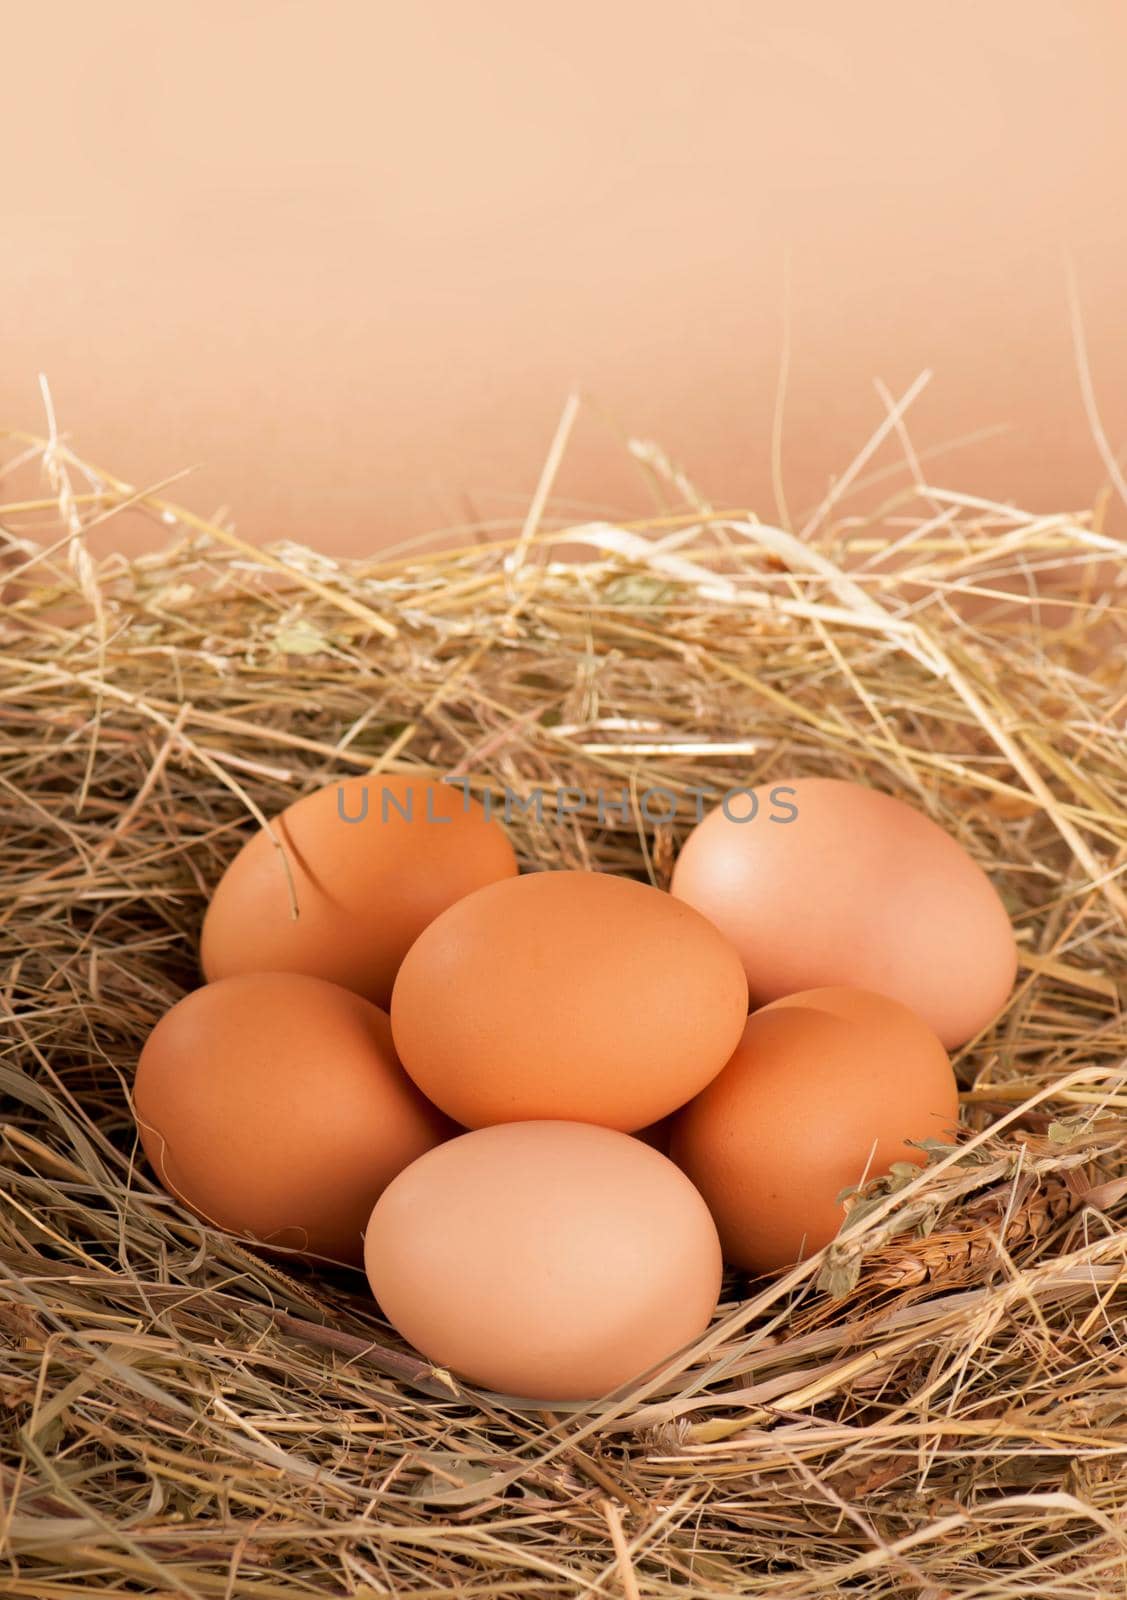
[1,423,1126,1598]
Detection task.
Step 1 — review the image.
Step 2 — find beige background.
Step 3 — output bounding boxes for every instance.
[3,1,1126,555]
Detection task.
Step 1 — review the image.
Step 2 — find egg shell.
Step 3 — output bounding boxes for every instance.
[134,972,454,1264]
[390,869,750,1131]
[670,986,960,1273]
[363,1120,723,1400]
[670,776,1017,1047]
[200,775,518,1008]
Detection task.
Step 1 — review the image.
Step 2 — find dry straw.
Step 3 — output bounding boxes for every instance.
[1,397,1126,1599]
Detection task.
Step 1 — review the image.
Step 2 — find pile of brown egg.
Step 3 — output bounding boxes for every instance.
[134,775,1015,1400]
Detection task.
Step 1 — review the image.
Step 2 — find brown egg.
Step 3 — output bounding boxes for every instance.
[390,870,749,1131]
[364,1121,722,1400]
[200,775,518,1008]
[134,972,453,1264]
[670,777,1017,1047]
[670,986,960,1273]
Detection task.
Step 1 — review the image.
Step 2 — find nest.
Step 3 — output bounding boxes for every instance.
[2,419,1126,1599]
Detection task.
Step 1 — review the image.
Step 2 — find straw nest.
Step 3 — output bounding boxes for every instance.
[2,416,1126,1600]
